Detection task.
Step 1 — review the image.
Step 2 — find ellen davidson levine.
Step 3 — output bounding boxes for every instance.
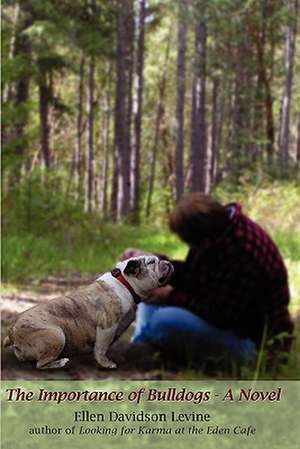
[74,410,211,423]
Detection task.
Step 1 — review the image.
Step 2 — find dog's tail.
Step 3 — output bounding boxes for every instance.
[3,328,14,348]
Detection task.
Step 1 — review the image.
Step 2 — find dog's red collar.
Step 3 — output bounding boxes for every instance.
[111,268,141,305]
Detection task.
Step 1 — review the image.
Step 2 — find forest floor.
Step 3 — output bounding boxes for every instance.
[2,273,300,381]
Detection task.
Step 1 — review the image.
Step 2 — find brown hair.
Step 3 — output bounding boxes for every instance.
[169,193,230,245]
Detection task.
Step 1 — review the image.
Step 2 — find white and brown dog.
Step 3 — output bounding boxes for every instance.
[4,256,173,370]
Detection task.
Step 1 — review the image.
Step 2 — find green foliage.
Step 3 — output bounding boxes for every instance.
[2,171,188,282]
[2,0,116,174]
[215,178,300,237]
[25,0,116,57]
[3,175,299,287]
[274,230,300,262]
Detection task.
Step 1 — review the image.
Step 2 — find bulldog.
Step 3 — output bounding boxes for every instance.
[3,256,173,370]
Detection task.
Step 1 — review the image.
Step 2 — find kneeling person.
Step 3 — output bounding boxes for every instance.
[123,194,294,367]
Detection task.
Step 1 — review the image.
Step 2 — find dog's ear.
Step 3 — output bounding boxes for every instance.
[124,259,141,277]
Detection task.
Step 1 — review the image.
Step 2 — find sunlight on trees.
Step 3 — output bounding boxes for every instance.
[2,0,299,222]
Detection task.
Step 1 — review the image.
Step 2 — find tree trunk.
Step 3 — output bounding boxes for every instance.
[84,55,95,213]
[229,33,254,175]
[215,86,227,183]
[112,0,134,221]
[296,112,300,167]
[130,0,145,217]
[7,2,33,180]
[125,0,135,168]
[175,0,188,202]
[39,69,51,170]
[111,140,119,220]
[252,13,275,166]
[13,47,31,179]
[210,77,220,187]
[278,0,298,164]
[99,62,111,217]
[74,53,85,199]
[190,19,207,193]
[145,31,171,217]
[3,2,20,103]
[265,78,275,165]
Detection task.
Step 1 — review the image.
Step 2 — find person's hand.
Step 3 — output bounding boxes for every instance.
[149,285,174,301]
[119,247,152,261]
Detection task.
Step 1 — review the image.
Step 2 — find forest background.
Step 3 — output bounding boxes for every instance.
[1,0,300,378]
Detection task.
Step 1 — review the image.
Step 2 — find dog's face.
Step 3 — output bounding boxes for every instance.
[116,256,174,297]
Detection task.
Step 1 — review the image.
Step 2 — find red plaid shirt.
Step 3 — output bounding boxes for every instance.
[154,203,294,351]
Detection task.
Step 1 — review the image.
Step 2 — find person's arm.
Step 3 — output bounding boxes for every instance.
[147,285,191,308]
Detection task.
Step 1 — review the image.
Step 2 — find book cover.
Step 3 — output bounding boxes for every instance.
[1,1,299,448]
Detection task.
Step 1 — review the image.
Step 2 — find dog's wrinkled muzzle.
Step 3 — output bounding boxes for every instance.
[158,260,174,284]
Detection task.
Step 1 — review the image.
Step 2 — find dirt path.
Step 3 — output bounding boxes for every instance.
[1,275,176,380]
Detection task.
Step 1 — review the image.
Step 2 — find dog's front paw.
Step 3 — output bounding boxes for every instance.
[105,360,117,369]
[58,357,70,367]
[96,355,117,369]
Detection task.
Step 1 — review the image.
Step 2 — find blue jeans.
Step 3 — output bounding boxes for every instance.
[132,303,256,366]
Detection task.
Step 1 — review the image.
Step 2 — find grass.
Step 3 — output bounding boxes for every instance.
[3,179,299,309]
[2,223,188,282]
